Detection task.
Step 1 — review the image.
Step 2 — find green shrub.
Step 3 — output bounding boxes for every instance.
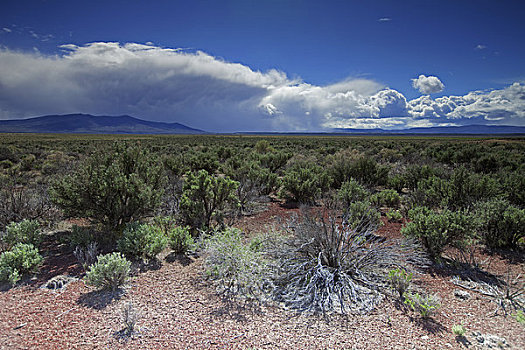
[410,175,450,209]
[503,171,525,207]
[386,210,403,222]
[0,243,42,286]
[280,161,331,204]
[452,324,467,337]
[49,142,164,232]
[475,199,525,249]
[403,165,441,191]
[254,140,273,154]
[163,155,189,177]
[0,160,13,170]
[327,152,358,189]
[446,167,500,210]
[223,159,279,210]
[411,168,501,210]
[402,207,475,259]
[388,268,412,298]
[186,150,220,173]
[370,189,400,208]
[66,225,98,249]
[168,226,195,254]
[2,219,42,250]
[20,154,36,171]
[337,178,368,207]
[117,223,167,261]
[85,252,131,291]
[203,227,269,298]
[179,170,239,230]
[403,291,440,318]
[41,151,73,176]
[351,157,389,186]
[255,151,291,173]
[344,201,381,231]
[514,310,525,325]
[329,155,389,188]
[0,183,56,232]
[388,174,406,193]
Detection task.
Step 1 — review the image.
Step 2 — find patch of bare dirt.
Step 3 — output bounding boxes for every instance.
[1,204,523,349]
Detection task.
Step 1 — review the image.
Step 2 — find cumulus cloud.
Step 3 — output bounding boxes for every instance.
[378,17,391,22]
[411,74,445,94]
[475,44,487,50]
[408,83,525,124]
[0,42,524,131]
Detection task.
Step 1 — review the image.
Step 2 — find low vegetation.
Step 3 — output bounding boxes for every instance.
[117,223,167,261]
[1,133,524,329]
[85,252,131,291]
[0,243,42,286]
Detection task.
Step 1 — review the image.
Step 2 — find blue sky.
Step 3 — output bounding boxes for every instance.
[1,0,524,131]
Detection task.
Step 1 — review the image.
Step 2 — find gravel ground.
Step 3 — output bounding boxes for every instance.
[1,202,523,349]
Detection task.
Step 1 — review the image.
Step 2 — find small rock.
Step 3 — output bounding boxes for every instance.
[454,289,471,300]
[484,334,509,349]
[421,335,429,340]
[42,275,77,290]
[470,331,510,349]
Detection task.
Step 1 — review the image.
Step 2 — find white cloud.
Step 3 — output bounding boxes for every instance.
[411,74,445,94]
[0,42,524,131]
[408,82,525,124]
[475,44,487,50]
[2,28,12,33]
[378,18,391,22]
[0,42,288,131]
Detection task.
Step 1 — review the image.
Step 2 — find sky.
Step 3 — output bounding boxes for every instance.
[0,0,524,132]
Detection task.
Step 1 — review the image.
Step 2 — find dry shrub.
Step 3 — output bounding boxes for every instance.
[271,206,428,314]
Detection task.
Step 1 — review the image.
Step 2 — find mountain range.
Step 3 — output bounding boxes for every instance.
[0,114,524,134]
[0,114,205,134]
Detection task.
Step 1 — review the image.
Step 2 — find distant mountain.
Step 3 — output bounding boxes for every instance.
[0,114,205,134]
[334,125,525,134]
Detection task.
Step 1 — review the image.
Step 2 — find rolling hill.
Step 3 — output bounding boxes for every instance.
[0,114,205,134]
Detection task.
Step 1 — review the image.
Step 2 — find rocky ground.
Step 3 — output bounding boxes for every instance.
[0,201,523,349]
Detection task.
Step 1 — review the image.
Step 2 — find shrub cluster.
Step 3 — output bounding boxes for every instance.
[403,291,440,318]
[1,219,42,251]
[0,183,55,232]
[117,223,167,261]
[337,178,368,207]
[280,161,331,204]
[370,189,400,208]
[66,225,98,249]
[388,268,412,298]
[223,158,279,211]
[402,207,476,259]
[167,226,195,254]
[386,210,403,222]
[179,169,239,230]
[85,252,131,291]
[202,227,270,299]
[329,155,388,188]
[50,143,164,232]
[475,199,525,249]
[0,243,42,286]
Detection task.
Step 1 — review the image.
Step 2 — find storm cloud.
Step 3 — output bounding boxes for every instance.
[0,42,524,131]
